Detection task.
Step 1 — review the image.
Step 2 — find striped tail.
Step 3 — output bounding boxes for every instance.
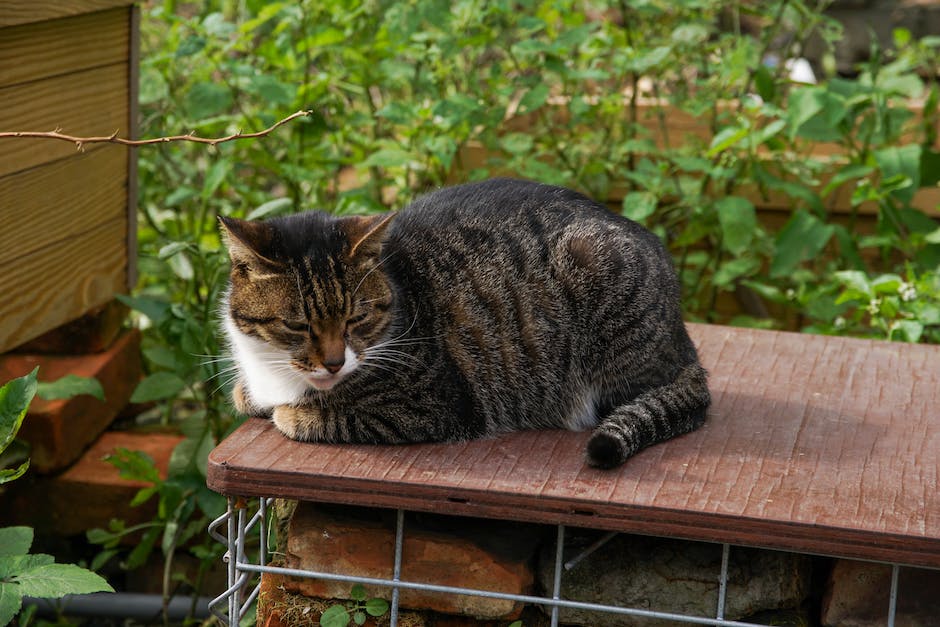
[586,363,710,469]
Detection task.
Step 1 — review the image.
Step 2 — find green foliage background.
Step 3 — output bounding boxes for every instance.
[106,0,940,615]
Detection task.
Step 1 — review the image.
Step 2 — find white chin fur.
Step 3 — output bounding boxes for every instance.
[224,315,360,408]
[224,315,308,409]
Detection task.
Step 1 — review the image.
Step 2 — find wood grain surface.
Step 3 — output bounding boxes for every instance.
[0,8,128,89]
[0,1,133,28]
[0,64,129,178]
[0,217,127,351]
[207,324,940,568]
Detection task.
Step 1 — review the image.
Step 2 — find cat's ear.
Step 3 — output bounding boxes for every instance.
[218,216,282,269]
[344,212,397,259]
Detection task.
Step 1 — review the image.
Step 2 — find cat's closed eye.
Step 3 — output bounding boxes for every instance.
[281,319,308,333]
[347,312,368,326]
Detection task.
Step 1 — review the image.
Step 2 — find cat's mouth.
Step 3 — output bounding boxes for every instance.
[305,373,344,391]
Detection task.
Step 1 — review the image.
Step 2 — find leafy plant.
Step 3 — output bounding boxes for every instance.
[0,370,114,626]
[319,585,389,627]
[108,0,940,616]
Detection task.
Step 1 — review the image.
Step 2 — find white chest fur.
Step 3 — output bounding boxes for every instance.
[223,314,309,409]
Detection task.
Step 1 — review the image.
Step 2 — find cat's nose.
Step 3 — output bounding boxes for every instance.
[323,358,344,374]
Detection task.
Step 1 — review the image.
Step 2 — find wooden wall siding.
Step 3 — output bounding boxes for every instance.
[0,4,136,351]
[0,1,133,28]
[0,218,126,351]
[0,66,129,178]
[0,148,128,266]
[0,8,128,88]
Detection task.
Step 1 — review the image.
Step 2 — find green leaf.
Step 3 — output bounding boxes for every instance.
[707,126,748,156]
[0,460,30,486]
[115,294,170,326]
[518,84,549,112]
[138,67,169,105]
[875,144,921,204]
[247,197,294,221]
[0,527,32,557]
[365,597,389,617]
[350,584,367,602]
[320,604,350,627]
[36,375,104,402]
[871,274,903,295]
[770,210,835,277]
[185,83,233,120]
[0,368,37,455]
[202,159,231,199]
[130,372,187,404]
[499,133,534,155]
[715,196,757,255]
[834,271,873,297]
[754,65,776,102]
[621,192,657,222]
[105,448,161,484]
[0,554,54,579]
[713,257,760,287]
[0,583,22,627]
[362,148,416,169]
[925,227,940,244]
[892,320,924,343]
[353,611,366,626]
[12,564,113,598]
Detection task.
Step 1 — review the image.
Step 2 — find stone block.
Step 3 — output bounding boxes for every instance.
[821,559,940,627]
[0,329,141,473]
[536,531,810,626]
[0,430,182,535]
[281,503,544,620]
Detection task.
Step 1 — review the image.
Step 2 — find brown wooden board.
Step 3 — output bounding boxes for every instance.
[207,324,940,568]
[0,8,129,89]
[0,1,133,28]
[0,64,129,178]
[0,217,127,351]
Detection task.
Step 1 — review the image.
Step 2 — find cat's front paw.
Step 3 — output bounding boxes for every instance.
[232,380,271,418]
[272,405,324,441]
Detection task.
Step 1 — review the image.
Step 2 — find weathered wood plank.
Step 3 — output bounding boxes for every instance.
[0,8,128,88]
[0,147,128,265]
[207,324,940,568]
[0,217,127,352]
[0,1,133,28]
[0,64,129,178]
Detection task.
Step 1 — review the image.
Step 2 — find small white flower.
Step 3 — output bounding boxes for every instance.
[866,298,882,316]
[785,289,796,300]
[899,282,917,302]
[834,316,846,329]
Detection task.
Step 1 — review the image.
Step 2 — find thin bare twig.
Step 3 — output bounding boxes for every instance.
[0,110,312,151]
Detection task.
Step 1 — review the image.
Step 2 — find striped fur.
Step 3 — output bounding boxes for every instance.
[220,178,710,468]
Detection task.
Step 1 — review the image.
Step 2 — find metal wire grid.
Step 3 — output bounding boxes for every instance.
[207,496,907,627]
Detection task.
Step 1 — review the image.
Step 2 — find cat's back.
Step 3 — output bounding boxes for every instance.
[387,178,668,286]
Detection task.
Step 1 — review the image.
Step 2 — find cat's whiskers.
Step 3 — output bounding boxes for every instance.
[351,251,397,299]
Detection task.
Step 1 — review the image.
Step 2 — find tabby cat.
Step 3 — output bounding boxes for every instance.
[220,178,709,468]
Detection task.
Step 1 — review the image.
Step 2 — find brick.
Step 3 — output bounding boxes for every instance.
[12,299,127,354]
[821,559,940,627]
[0,430,182,536]
[0,329,141,473]
[281,503,542,620]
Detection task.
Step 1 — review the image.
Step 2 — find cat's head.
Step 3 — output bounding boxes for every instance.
[220,211,396,395]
